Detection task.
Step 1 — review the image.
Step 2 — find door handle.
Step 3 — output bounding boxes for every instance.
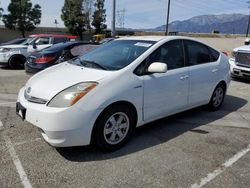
[180,75,189,80]
[212,68,218,73]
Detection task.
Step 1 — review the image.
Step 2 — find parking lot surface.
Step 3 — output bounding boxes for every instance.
[0,67,250,188]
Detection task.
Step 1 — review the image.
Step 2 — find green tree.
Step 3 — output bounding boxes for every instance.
[92,0,107,34]
[84,0,94,34]
[0,8,3,19]
[2,0,41,37]
[0,2,3,20]
[61,0,86,40]
[0,8,3,20]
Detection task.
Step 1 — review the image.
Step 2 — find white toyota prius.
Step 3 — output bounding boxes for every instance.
[17,36,230,151]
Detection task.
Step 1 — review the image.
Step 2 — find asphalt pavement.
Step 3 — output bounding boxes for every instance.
[0,67,250,188]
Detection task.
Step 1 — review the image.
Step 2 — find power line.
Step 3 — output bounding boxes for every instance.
[116,9,127,28]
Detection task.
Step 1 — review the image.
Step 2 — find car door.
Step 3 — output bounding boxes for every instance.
[28,37,52,53]
[142,40,189,121]
[184,40,220,107]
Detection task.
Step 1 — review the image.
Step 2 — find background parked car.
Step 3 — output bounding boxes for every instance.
[25,41,99,73]
[0,38,27,46]
[27,34,77,54]
[229,44,250,80]
[0,34,77,69]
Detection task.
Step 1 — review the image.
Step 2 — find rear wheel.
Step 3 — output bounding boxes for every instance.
[8,56,25,69]
[208,84,225,111]
[94,105,136,152]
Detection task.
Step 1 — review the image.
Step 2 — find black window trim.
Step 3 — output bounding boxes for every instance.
[207,46,220,62]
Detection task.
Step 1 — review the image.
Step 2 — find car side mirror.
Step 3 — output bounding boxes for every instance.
[33,43,37,49]
[148,62,168,73]
[245,38,250,45]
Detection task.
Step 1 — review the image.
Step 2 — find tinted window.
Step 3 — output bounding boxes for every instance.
[54,37,68,44]
[148,40,185,70]
[208,47,220,61]
[35,37,50,45]
[185,40,211,65]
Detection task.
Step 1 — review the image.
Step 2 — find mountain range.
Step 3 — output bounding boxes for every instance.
[151,13,248,34]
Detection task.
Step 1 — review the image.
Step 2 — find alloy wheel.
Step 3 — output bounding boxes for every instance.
[103,112,130,145]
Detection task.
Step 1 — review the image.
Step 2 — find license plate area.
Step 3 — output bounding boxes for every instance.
[16,102,26,120]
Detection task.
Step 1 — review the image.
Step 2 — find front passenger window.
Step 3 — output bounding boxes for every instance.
[147,40,185,70]
[35,37,50,45]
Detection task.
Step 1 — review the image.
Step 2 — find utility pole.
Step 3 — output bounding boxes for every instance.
[111,0,116,37]
[54,19,58,28]
[165,0,171,36]
[246,1,250,37]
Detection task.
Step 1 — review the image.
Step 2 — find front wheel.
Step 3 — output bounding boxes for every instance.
[208,84,225,111]
[8,56,25,69]
[93,105,136,152]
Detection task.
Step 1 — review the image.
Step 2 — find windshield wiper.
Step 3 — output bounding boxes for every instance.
[80,60,107,70]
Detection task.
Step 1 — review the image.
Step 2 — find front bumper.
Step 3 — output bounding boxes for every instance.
[0,52,9,66]
[17,87,102,147]
[25,62,55,74]
[229,59,250,79]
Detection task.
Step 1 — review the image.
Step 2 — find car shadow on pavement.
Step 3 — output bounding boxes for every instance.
[57,95,248,161]
[232,77,250,84]
[0,65,24,70]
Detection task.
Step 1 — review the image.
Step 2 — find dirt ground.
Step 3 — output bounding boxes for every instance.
[197,37,245,56]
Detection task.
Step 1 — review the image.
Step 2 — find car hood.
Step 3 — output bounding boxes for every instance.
[25,62,113,100]
[0,44,27,49]
[234,45,250,52]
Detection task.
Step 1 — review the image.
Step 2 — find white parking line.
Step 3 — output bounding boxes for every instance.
[0,102,16,105]
[190,144,250,188]
[1,120,32,188]
[0,102,16,108]
[14,138,42,147]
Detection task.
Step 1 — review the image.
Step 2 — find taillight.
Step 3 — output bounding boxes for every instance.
[222,51,228,56]
[35,56,56,64]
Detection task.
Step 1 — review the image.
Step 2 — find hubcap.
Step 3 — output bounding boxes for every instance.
[212,87,224,107]
[104,112,130,145]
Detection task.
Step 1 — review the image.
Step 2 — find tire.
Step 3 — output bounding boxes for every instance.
[93,104,136,152]
[8,56,25,69]
[208,84,226,111]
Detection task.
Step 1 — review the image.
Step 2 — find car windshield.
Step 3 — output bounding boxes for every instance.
[71,40,155,70]
[21,37,37,45]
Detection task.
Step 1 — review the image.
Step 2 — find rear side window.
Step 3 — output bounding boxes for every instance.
[208,47,220,61]
[185,40,211,66]
[54,37,68,44]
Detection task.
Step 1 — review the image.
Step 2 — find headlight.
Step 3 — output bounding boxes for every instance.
[0,48,12,53]
[47,82,98,108]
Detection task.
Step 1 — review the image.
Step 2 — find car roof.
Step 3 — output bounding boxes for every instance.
[41,41,98,53]
[29,34,77,39]
[116,35,200,42]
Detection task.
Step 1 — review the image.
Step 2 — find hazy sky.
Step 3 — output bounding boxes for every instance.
[0,0,249,29]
